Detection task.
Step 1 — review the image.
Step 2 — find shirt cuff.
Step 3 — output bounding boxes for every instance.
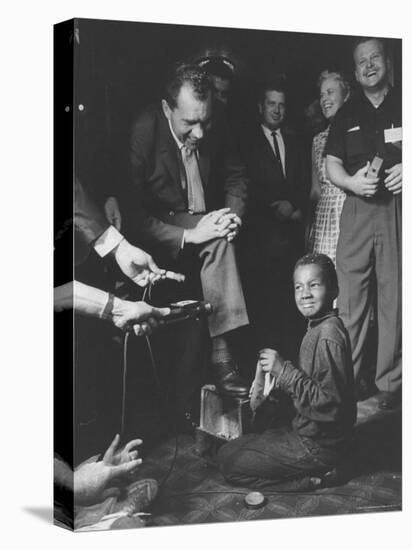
[93,226,124,257]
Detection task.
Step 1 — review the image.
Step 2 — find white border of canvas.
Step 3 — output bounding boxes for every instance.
[1,1,409,549]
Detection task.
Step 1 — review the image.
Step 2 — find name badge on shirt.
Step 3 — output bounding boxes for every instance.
[384,127,402,143]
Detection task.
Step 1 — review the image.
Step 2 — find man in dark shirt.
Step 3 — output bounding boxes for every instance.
[325,37,402,409]
[218,254,356,490]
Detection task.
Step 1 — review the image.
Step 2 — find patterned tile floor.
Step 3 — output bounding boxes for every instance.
[135,396,401,527]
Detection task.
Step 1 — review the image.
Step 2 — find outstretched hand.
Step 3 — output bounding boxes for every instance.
[74,434,143,506]
[102,433,142,467]
[112,239,184,287]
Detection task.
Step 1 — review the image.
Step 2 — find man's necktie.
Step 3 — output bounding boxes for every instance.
[271,130,284,176]
[181,146,206,213]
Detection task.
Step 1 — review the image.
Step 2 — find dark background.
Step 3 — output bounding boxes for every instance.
[71,18,401,198]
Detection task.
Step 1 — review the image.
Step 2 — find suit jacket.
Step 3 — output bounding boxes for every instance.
[124,104,248,260]
[74,178,109,265]
[244,126,308,257]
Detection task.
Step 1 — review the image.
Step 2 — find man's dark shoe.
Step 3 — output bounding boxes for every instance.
[376,390,401,410]
[212,360,249,397]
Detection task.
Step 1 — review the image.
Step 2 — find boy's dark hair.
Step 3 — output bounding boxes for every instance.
[294,253,338,291]
[163,62,212,109]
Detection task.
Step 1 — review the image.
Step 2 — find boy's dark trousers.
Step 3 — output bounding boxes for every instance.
[218,426,341,491]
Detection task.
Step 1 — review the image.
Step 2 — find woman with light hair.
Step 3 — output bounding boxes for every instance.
[307,70,351,264]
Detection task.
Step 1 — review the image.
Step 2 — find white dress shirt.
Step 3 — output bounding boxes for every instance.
[93,226,124,257]
[168,119,198,248]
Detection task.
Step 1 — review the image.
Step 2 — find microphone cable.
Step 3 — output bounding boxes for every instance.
[119,282,180,493]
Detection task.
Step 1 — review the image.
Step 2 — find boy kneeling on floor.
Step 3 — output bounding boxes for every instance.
[218,253,357,491]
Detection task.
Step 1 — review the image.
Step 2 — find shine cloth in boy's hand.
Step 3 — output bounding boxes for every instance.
[249,355,276,412]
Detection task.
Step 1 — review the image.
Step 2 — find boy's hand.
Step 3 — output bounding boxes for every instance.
[259,348,285,378]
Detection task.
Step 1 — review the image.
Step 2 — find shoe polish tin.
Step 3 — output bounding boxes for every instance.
[244,491,267,510]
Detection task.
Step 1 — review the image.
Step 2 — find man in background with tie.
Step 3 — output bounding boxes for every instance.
[123,63,250,399]
[241,78,308,361]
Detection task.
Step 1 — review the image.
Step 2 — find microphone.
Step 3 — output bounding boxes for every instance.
[161,300,213,326]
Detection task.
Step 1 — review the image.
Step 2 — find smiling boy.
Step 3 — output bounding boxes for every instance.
[218,253,356,491]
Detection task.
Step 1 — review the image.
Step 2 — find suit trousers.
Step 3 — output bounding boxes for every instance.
[165,212,249,338]
[336,194,402,392]
[198,237,249,337]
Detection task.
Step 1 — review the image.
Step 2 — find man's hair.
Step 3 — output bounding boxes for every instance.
[318,70,351,99]
[352,37,388,60]
[258,76,288,104]
[163,63,212,109]
[294,253,338,291]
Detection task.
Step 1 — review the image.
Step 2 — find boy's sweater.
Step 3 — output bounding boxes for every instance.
[276,310,357,448]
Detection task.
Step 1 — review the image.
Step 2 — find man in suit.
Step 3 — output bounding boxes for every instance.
[74,178,174,287]
[241,78,308,360]
[123,63,250,397]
